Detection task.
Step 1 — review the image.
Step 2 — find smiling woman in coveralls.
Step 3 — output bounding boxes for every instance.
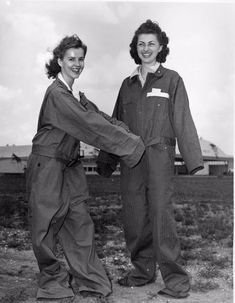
[97,20,204,299]
[26,35,145,302]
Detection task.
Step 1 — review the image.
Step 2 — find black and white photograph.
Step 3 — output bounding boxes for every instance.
[0,1,233,302]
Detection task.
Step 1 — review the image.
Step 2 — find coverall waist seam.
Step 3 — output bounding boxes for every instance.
[145,136,176,147]
[32,145,81,167]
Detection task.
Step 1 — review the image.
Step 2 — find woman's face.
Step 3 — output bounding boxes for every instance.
[137,33,162,65]
[58,47,85,83]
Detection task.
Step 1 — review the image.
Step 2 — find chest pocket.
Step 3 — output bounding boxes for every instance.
[122,98,136,108]
[121,98,137,127]
[146,96,169,120]
[144,95,171,141]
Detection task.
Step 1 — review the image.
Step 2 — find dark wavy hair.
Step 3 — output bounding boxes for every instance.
[130,19,169,64]
[45,35,87,79]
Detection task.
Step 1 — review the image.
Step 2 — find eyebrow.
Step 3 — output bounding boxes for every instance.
[68,55,85,59]
[138,40,156,43]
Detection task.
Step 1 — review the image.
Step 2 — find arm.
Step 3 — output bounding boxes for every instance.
[172,77,204,174]
[96,88,125,177]
[43,87,144,168]
[79,92,130,132]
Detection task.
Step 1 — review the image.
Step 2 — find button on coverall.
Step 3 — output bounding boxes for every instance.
[26,78,145,299]
[97,65,204,294]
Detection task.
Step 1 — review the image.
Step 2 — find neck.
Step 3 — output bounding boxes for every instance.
[61,73,74,90]
[140,64,151,79]
[141,60,157,70]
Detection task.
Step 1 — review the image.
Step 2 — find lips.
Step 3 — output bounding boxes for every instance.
[72,68,81,73]
[141,53,152,58]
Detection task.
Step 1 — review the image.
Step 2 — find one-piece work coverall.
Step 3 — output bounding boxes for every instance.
[26,77,145,300]
[97,64,204,296]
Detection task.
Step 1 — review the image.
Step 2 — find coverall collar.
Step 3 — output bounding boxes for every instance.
[58,72,73,92]
[128,63,164,85]
[130,61,160,79]
[56,75,81,101]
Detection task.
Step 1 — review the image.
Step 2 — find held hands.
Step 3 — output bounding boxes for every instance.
[96,161,115,178]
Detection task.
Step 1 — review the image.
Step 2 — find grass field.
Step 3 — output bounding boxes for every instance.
[0,175,233,302]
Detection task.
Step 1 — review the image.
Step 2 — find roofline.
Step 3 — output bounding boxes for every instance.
[175,154,233,161]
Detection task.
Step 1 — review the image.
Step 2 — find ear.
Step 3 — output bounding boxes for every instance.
[158,45,163,53]
[57,58,62,67]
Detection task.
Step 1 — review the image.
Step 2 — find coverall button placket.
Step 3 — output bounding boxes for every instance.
[139,91,145,136]
[141,75,158,137]
[139,74,152,137]
[133,82,144,137]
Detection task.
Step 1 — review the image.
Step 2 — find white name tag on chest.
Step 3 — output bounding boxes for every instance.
[147,88,169,99]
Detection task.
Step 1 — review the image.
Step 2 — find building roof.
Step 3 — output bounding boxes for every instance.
[175,137,231,160]
[198,137,229,158]
[0,138,232,161]
[0,158,27,173]
[0,145,32,159]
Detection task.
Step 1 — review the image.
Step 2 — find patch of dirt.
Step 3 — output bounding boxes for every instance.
[0,247,232,303]
[0,177,233,303]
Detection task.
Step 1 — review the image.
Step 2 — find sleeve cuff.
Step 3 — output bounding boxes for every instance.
[190,165,204,175]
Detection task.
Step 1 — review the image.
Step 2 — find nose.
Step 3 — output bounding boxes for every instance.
[143,44,149,52]
[74,58,80,66]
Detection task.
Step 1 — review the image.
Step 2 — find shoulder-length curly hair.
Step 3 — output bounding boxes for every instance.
[130,19,169,65]
[45,35,87,79]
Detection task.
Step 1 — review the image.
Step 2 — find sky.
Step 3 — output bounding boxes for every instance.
[0,0,234,155]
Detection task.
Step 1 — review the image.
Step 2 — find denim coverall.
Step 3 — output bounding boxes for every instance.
[97,64,203,295]
[26,77,145,299]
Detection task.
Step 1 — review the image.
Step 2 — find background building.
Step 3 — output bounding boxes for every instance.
[174,137,233,175]
[0,138,233,176]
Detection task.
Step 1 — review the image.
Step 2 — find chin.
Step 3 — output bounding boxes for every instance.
[141,58,154,64]
[73,74,81,79]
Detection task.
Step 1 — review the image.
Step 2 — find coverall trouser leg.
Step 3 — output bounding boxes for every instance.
[120,144,190,293]
[147,144,190,294]
[58,165,111,296]
[26,154,111,299]
[120,155,156,285]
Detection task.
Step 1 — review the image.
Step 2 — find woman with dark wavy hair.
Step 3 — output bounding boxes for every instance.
[97,19,203,299]
[129,19,169,65]
[26,34,145,302]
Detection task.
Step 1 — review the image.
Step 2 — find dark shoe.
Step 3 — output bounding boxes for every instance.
[158,288,189,299]
[117,274,155,287]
